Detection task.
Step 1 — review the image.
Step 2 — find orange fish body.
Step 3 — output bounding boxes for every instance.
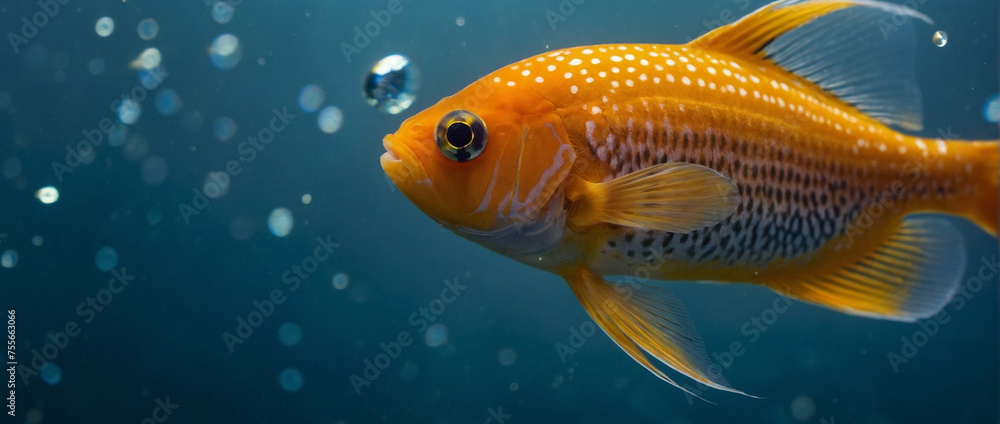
[381,0,998,397]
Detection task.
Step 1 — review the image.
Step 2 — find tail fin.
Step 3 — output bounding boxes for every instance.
[968,141,999,236]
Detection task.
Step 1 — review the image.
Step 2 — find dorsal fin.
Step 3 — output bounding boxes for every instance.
[690,0,932,131]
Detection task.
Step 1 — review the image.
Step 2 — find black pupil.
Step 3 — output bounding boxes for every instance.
[446,122,473,148]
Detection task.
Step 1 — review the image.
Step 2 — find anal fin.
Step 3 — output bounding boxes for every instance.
[565,268,754,399]
[764,217,966,321]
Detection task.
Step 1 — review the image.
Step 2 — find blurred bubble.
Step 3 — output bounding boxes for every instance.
[213,116,237,141]
[278,368,303,392]
[95,246,119,272]
[1,250,18,268]
[137,18,159,40]
[790,396,816,421]
[2,157,22,179]
[131,48,161,70]
[35,186,59,204]
[181,111,204,131]
[95,17,114,37]
[230,216,256,240]
[332,273,349,290]
[551,375,564,389]
[498,348,517,366]
[364,54,419,114]
[31,236,43,246]
[108,125,128,147]
[268,208,294,237]
[118,98,141,124]
[40,362,61,385]
[146,208,162,225]
[203,171,230,199]
[932,30,948,47]
[23,44,48,69]
[399,360,419,382]
[509,382,519,391]
[0,92,10,108]
[297,84,324,113]
[301,194,312,205]
[141,155,169,185]
[87,58,106,75]
[26,409,42,424]
[425,323,447,347]
[278,322,302,346]
[139,67,165,90]
[212,1,235,24]
[455,17,465,26]
[983,93,1000,124]
[122,135,149,162]
[155,89,182,116]
[209,33,241,70]
[317,106,343,134]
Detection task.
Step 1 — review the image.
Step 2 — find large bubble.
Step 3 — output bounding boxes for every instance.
[364,54,419,114]
[209,34,241,70]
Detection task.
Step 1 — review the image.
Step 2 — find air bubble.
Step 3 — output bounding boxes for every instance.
[137,18,159,40]
[95,17,114,37]
[268,208,294,237]
[364,54,419,114]
[932,30,948,47]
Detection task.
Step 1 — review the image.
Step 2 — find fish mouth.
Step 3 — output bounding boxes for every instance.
[380,135,414,182]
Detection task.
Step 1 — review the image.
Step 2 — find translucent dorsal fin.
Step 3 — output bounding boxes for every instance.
[690,0,933,131]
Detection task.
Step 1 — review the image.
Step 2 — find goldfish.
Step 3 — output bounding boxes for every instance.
[380,0,999,398]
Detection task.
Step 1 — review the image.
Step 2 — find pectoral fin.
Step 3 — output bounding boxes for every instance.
[567,162,738,233]
[564,268,755,400]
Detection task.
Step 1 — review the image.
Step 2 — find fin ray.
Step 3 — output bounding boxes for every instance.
[691,0,932,131]
[565,268,755,398]
[765,217,965,321]
[568,162,738,233]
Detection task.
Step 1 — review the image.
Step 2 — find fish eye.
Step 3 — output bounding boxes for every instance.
[435,110,488,162]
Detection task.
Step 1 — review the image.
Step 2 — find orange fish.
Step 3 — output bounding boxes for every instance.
[380,0,998,397]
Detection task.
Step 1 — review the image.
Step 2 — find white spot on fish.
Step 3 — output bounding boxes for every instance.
[547,64,556,72]
[582,49,594,55]
[569,58,582,66]
[591,58,601,65]
[686,64,696,72]
[666,59,676,66]
[564,72,573,79]
[682,76,691,85]
[507,81,515,87]
[611,55,623,62]
[522,69,531,77]
[492,76,501,83]
[936,140,947,154]
[591,106,602,115]
[535,76,544,83]
[666,74,675,82]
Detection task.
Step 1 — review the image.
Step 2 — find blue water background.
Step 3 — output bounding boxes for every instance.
[1,0,997,423]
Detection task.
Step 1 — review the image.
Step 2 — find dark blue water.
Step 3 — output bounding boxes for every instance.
[1,1,997,423]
